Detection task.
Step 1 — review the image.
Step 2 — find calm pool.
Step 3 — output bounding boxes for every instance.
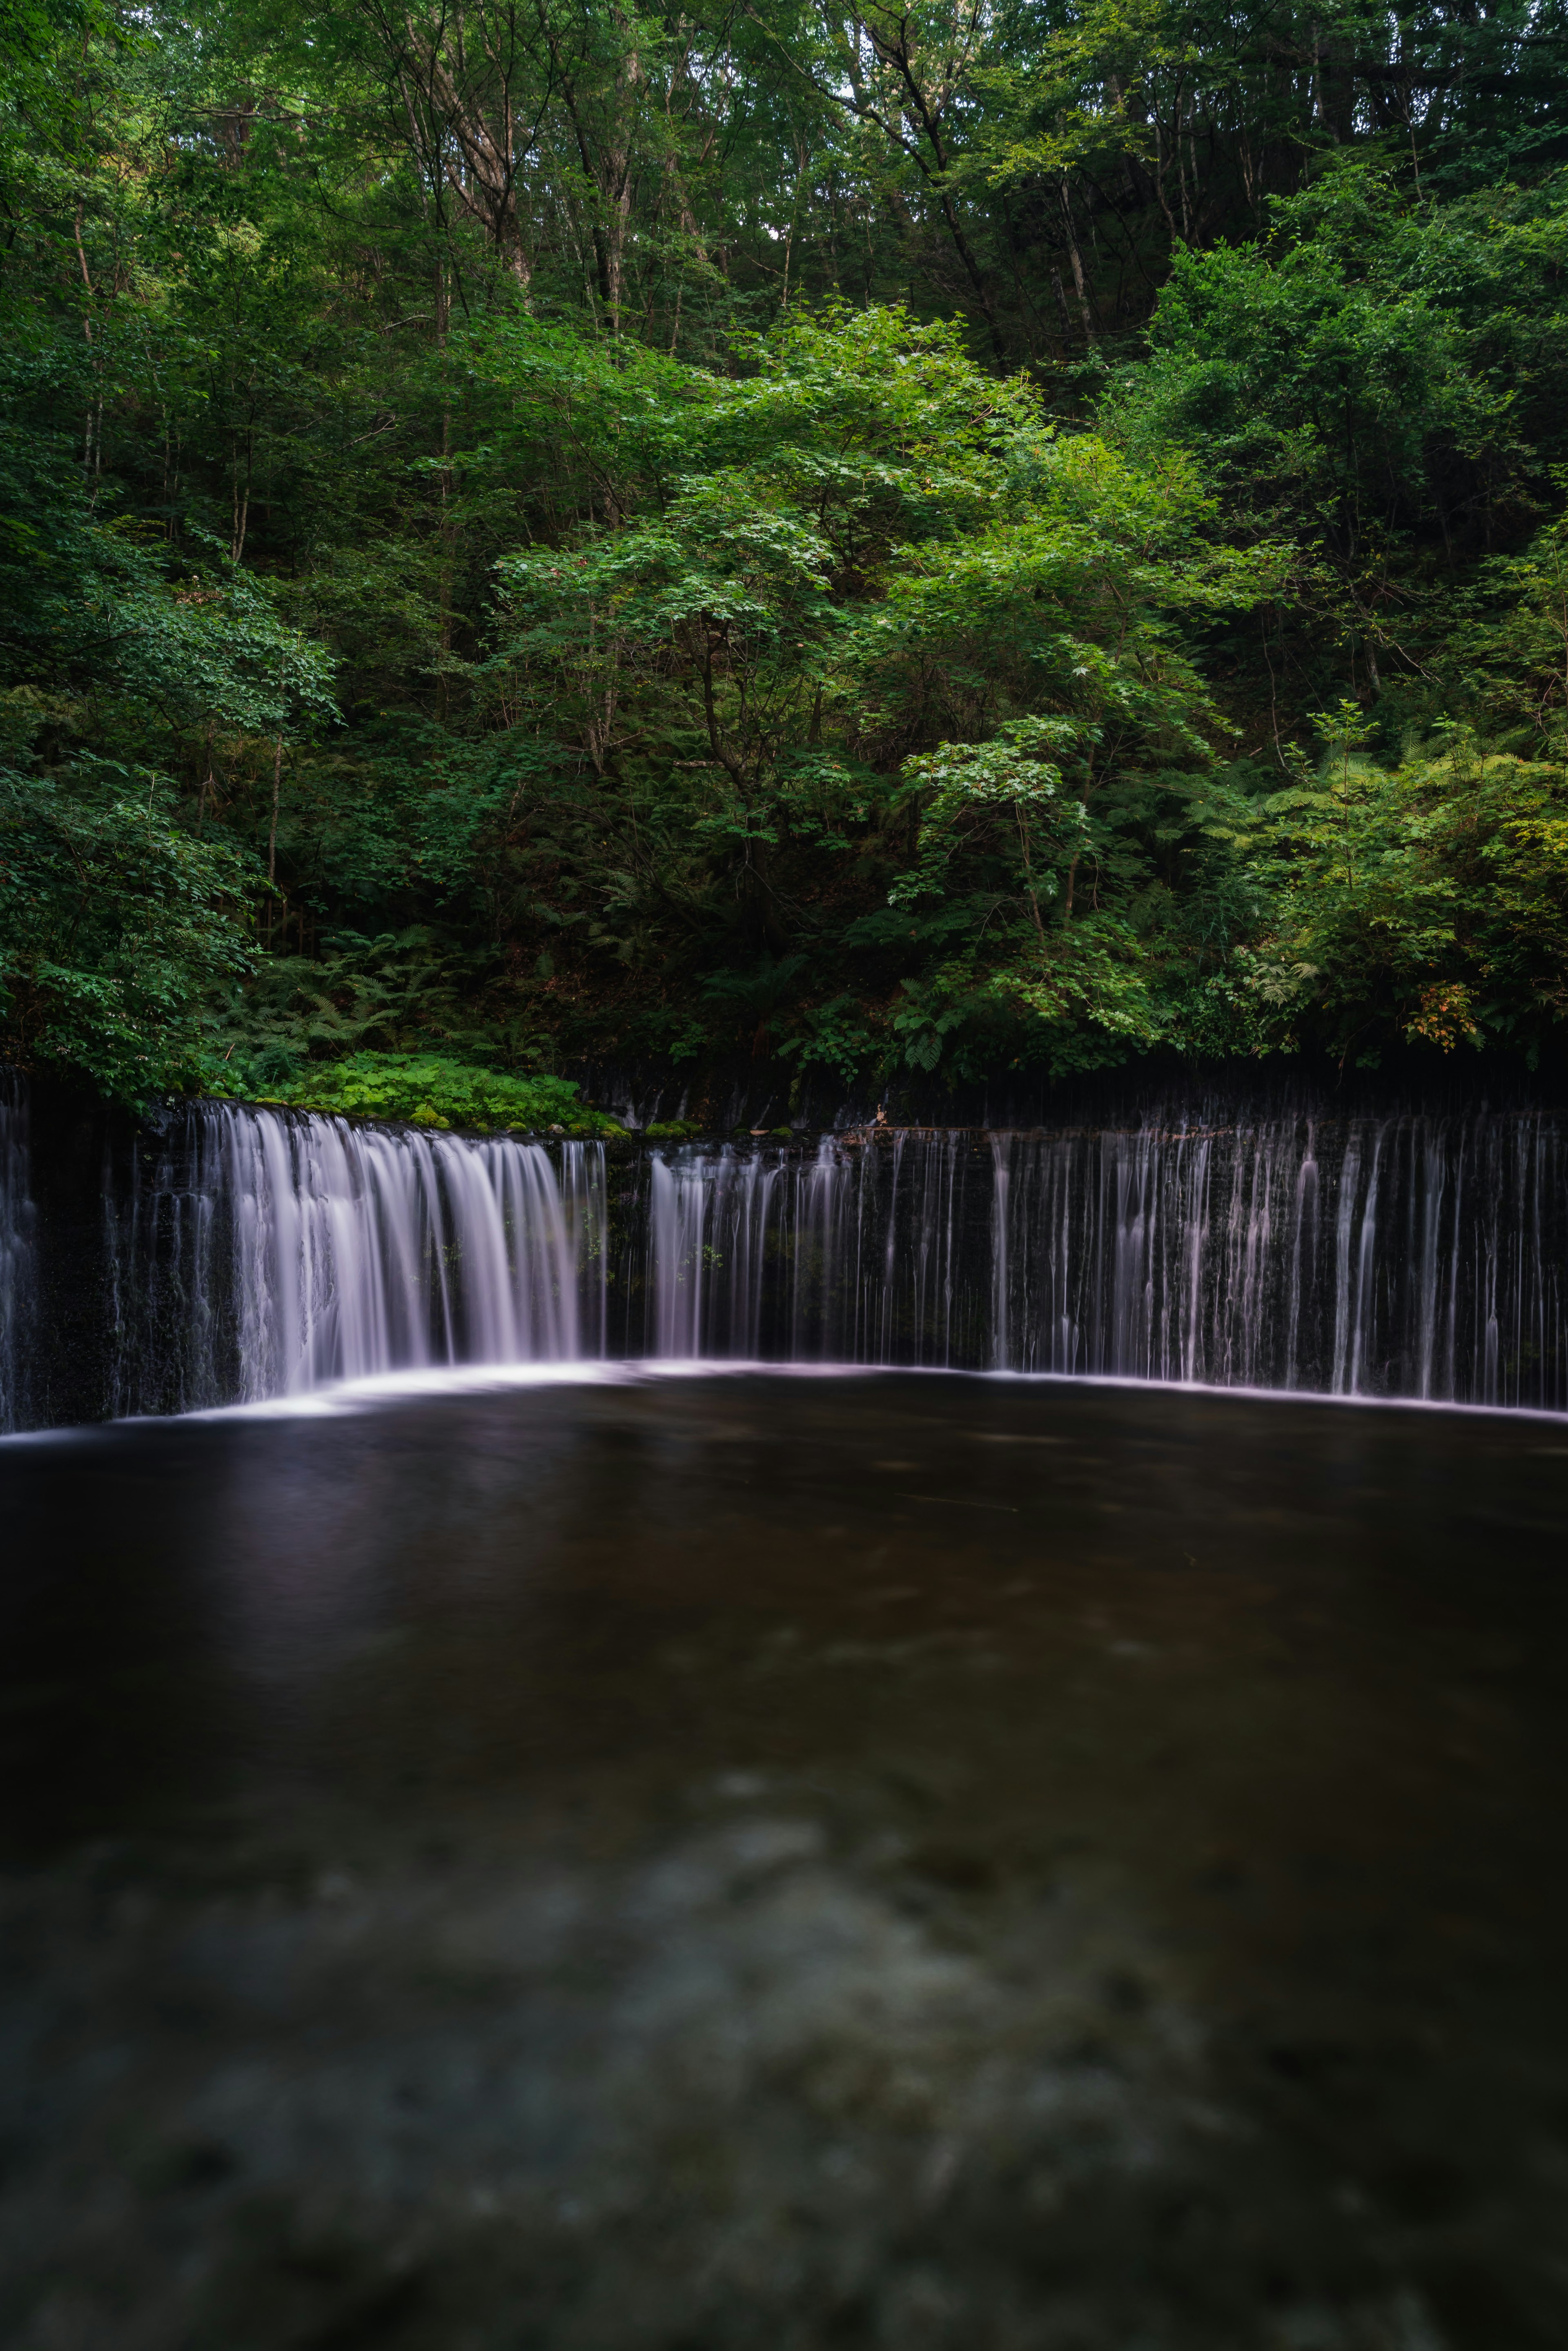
[2,1371,1566,2349]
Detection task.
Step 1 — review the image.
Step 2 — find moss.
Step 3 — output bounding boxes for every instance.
[215,1052,623,1139]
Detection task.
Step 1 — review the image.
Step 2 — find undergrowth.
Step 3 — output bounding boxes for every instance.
[210,1051,623,1137]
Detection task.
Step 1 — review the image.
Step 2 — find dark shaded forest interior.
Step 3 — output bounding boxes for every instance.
[3,0,1567,1128]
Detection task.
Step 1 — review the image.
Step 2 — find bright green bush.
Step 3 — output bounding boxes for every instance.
[218,1052,622,1137]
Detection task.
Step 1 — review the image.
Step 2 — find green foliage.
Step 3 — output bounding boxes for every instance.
[0,728,255,1102]
[196,925,547,1085]
[1110,162,1522,562]
[1203,714,1568,1063]
[1105,160,1568,698]
[779,994,881,1085]
[1,0,1566,1110]
[224,1050,621,1135]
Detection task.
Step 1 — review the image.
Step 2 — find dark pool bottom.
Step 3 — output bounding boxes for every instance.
[3,1373,1568,2351]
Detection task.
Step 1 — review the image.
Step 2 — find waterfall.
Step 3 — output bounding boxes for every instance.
[986,1110,1566,1407]
[0,1074,35,1430]
[102,1102,606,1415]
[643,1135,982,1364]
[5,1090,1565,1428]
[638,1110,1565,1407]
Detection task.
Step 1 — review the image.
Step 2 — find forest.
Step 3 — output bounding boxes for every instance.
[2,0,1566,1125]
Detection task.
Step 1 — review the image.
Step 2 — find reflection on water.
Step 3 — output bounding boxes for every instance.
[2,1372,1568,2349]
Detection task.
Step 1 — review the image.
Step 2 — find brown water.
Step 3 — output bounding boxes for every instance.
[3,1370,1568,2349]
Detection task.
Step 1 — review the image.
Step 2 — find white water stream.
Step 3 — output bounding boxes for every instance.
[642,1118,1565,1405]
[1,1094,1563,1425]
[103,1105,606,1414]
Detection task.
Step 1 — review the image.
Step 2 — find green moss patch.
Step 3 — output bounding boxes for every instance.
[222,1052,622,1137]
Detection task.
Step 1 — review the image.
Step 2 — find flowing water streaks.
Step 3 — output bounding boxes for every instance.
[98,1104,606,1416]
[2,1094,1564,1425]
[645,1134,977,1364]
[650,1112,1567,1405]
[988,1112,1567,1405]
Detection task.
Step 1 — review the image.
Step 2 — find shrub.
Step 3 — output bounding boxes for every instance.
[219,1051,622,1136]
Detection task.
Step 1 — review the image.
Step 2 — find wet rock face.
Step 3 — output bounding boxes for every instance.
[4,1373,1568,2348]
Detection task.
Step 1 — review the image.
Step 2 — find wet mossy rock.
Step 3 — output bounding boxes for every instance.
[214,1053,623,1139]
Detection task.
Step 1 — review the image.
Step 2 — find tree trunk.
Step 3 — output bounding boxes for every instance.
[268,735,283,885]
[1060,181,1096,345]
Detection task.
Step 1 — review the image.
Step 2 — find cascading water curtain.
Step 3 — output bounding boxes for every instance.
[46,1097,1568,1419]
[104,1103,608,1414]
[0,1073,36,1432]
[643,1135,987,1362]
[989,1109,1567,1406]
[644,1114,1565,1402]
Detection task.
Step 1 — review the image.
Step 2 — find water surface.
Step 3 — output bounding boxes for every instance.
[2,1371,1566,2349]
